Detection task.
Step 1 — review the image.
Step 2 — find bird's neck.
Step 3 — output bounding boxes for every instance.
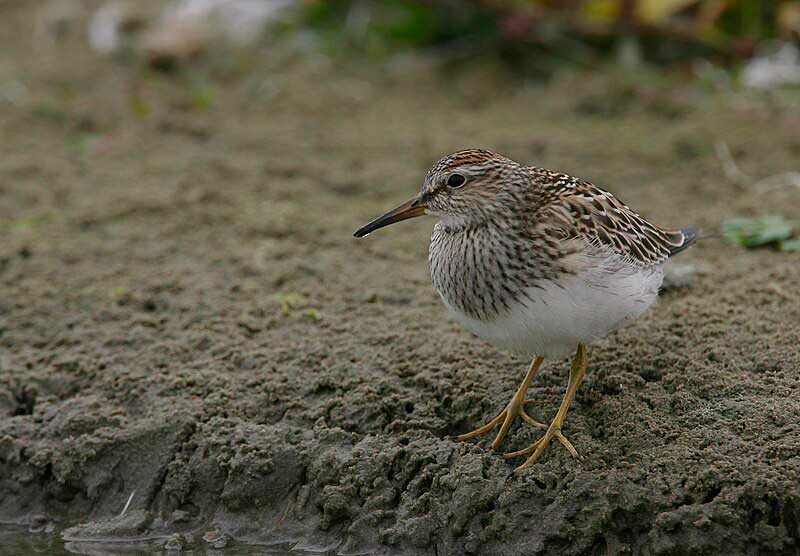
[436,212,494,234]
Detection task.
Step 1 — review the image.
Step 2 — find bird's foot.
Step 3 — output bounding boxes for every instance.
[455,396,568,452]
[503,417,580,472]
[504,344,587,471]
[454,392,524,450]
[454,358,544,451]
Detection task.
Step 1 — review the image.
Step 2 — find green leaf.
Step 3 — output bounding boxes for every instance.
[271,292,305,304]
[373,1,437,45]
[271,292,306,316]
[780,237,800,252]
[722,216,794,248]
[190,84,215,112]
[303,309,321,320]
[129,93,150,119]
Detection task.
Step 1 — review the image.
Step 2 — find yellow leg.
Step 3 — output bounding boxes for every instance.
[455,356,574,453]
[505,343,587,471]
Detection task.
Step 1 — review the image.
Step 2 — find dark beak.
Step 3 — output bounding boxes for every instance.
[353,195,426,237]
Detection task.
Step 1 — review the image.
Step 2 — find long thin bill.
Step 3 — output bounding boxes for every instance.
[353,197,425,237]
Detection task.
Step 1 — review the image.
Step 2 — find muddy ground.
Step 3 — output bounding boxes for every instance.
[2,2,800,555]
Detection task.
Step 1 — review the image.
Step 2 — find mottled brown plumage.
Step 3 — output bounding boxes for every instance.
[354,149,698,470]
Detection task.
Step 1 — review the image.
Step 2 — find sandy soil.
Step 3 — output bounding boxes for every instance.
[2,2,800,555]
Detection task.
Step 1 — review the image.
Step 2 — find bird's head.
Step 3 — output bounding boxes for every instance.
[354,149,528,237]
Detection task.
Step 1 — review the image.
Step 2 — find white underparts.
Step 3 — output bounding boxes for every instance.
[438,252,664,359]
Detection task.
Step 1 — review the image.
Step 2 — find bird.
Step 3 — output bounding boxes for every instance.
[353,149,698,471]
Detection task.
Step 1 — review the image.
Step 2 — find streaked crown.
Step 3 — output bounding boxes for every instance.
[421,149,530,218]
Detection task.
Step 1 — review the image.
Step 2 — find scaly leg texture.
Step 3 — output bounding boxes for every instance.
[505,343,587,471]
[456,356,573,453]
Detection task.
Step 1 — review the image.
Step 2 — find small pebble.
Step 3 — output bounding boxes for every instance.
[202,530,231,549]
[28,513,49,533]
[164,533,186,551]
[170,509,191,523]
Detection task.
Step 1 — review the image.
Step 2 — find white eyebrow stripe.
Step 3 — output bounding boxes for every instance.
[455,163,493,175]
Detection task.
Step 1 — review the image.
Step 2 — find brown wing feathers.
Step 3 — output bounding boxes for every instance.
[558,182,693,267]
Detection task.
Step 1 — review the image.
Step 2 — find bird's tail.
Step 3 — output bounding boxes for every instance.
[667,227,701,257]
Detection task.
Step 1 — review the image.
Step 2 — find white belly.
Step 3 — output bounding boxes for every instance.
[439,262,664,359]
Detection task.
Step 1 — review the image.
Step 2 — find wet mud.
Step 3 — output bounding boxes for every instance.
[2,2,800,554]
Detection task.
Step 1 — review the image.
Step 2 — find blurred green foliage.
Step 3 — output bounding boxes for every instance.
[781,237,800,252]
[722,216,797,249]
[303,1,497,53]
[301,0,800,62]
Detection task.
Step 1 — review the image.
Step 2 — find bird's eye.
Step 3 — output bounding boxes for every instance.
[446,173,466,188]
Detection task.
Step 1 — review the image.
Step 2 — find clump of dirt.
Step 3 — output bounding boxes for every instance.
[2,3,800,555]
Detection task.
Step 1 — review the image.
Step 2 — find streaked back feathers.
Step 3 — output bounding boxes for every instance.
[423,149,697,268]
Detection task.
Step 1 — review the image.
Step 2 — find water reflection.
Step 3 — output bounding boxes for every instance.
[1,526,336,556]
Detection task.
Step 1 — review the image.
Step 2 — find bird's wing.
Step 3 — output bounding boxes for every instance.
[542,176,689,267]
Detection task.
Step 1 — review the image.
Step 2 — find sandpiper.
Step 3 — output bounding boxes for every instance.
[354,149,697,471]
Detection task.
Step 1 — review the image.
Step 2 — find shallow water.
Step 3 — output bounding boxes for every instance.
[0,526,320,556]
[1,526,70,556]
[1,527,70,556]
